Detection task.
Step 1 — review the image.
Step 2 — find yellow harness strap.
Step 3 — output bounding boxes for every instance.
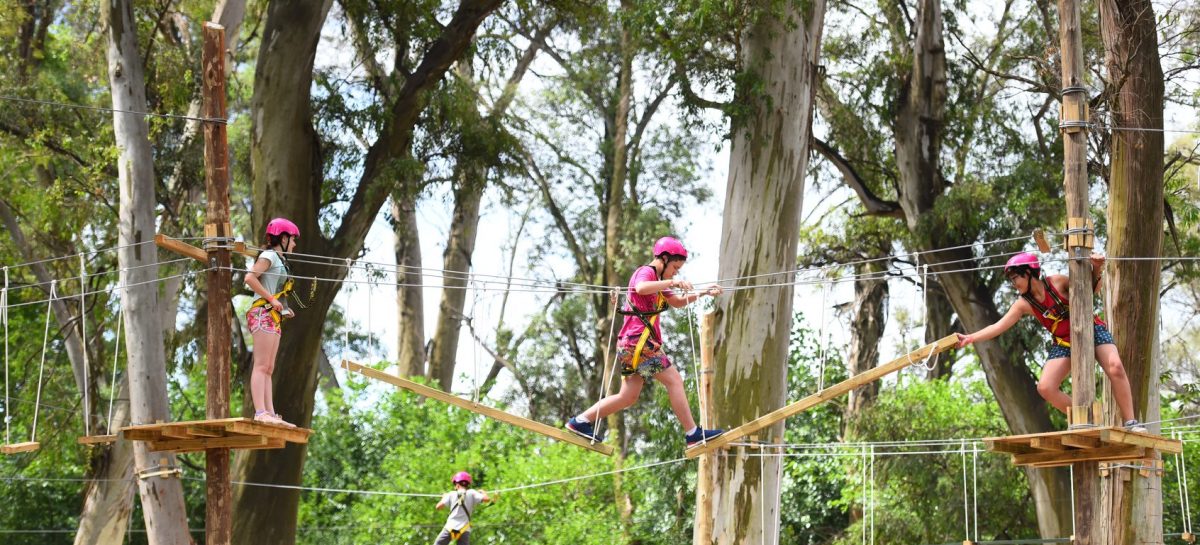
[629,293,666,373]
[249,278,294,325]
[448,522,471,540]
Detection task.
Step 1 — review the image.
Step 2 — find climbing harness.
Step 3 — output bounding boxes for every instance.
[1021,277,1073,348]
[447,490,474,540]
[616,265,668,377]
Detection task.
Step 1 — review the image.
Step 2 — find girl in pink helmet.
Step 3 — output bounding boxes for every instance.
[243,218,300,427]
[566,236,727,447]
[956,252,1145,432]
[434,471,491,544]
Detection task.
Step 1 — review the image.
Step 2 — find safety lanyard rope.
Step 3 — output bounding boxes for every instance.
[3,266,8,445]
[79,255,89,437]
[105,283,124,431]
[586,288,621,442]
[31,281,55,443]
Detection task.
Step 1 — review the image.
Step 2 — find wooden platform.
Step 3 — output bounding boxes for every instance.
[120,418,311,454]
[685,334,960,458]
[77,434,119,445]
[342,360,614,456]
[984,427,1183,468]
[1,441,40,454]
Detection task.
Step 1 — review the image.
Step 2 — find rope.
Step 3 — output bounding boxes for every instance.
[105,283,124,431]
[818,281,828,391]
[80,255,89,437]
[1179,432,1194,535]
[587,288,621,443]
[973,441,980,542]
[1069,464,1077,538]
[4,256,197,297]
[2,266,8,446]
[862,444,868,545]
[760,443,767,545]
[0,94,227,123]
[685,295,706,432]
[30,281,55,443]
[961,440,970,542]
[4,268,209,310]
[870,444,876,545]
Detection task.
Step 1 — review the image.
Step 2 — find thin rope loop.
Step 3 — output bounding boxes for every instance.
[961,439,970,541]
[818,281,829,391]
[589,288,622,444]
[31,280,56,442]
[972,441,980,542]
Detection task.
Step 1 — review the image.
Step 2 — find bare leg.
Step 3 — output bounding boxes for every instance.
[655,366,697,432]
[1095,344,1136,422]
[1037,357,1072,414]
[250,330,279,415]
[579,376,644,422]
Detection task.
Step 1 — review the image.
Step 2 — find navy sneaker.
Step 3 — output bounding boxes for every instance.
[686,428,725,447]
[1124,419,1148,433]
[566,417,604,442]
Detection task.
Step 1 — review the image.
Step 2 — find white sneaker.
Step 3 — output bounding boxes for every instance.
[1123,419,1148,433]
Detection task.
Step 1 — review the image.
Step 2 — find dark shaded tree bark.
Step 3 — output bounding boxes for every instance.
[1097,0,1165,543]
[234,2,502,543]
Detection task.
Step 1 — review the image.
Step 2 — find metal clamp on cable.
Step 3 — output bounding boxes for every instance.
[137,462,182,480]
[1063,217,1095,250]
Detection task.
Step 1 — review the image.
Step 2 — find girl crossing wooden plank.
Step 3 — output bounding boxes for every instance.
[433,471,491,545]
[243,217,300,428]
[565,236,725,447]
[956,252,1146,432]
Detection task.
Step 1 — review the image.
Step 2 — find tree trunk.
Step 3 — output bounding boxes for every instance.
[103,1,193,543]
[75,378,135,545]
[393,195,426,378]
[845,261,888,425]
[699,1,825,542]
[1097,0,1165,542]
[235,2,501,543]
[890,0,1072,534]
[428,63,485,392]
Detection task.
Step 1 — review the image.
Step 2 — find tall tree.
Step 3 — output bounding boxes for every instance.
[1097,0,1166,543]
[233,1,502,543]
[701,0,827,542]
[102,0,192,543]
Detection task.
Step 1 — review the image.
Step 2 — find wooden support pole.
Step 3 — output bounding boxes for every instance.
[1056,0,1098,542]
[341,360,614,455]
[201,22,232,545]
[686,334,959,458]
[694,312,716,544]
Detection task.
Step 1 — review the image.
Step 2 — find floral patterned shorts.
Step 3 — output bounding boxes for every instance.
[617,341,671,381]
[247,306,281,336]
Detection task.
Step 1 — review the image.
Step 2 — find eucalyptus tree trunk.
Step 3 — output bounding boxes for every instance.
[74,378,135,545]
[393,195,426,378]
[236,2,501,543]
[103,1,192,543]
[845,261,888,424]
[428,60,486,392]
[1097,0,1165,542]
[889,0,1071,535]
[700,1,825,542]
[923,281,958,380]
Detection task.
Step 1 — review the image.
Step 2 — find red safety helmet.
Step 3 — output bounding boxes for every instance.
[266,218,300,237]
[452,471,472,485]
[652,236,687,260]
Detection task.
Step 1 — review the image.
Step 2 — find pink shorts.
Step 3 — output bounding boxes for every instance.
[247,306,281,336]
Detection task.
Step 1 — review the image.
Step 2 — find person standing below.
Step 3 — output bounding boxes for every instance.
[434,471,491,545]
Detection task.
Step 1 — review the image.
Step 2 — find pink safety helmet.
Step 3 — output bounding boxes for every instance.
[266,218,300,237]
[452,471,472,485]
[652,236,688,259]
[1004,252,1040,274]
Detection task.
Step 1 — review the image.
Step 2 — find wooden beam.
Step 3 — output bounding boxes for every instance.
[984,441,1036,455]
[0,441,40,454]
[1100,428,1183,454]
[1012,445,1144,467]
[150,434,269,453]
[77,435,119,445]
[226,420,311,444]
[155,234,207,263]
[685,334,959,458]
[341,360,614,456]
[1059,435,1103,449]
[1029,437,1069,451]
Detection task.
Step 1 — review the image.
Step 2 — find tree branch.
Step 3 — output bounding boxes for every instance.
[812,138,905,219]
